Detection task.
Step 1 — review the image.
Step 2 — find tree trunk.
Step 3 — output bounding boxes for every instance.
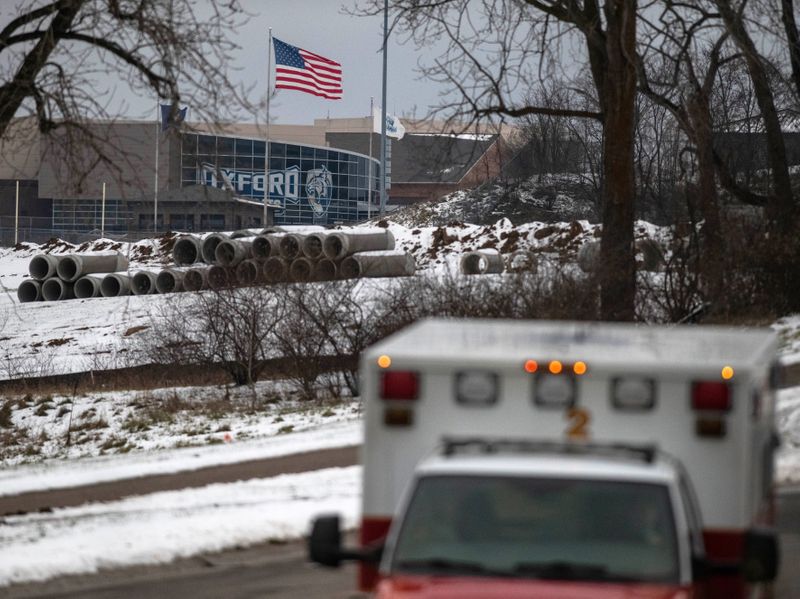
[599,0,638,321]
[717,0,795,229]
[686,90,724,303]
[781,0,800,100]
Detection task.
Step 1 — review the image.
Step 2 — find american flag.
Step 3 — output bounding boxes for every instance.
[272,37,342,100]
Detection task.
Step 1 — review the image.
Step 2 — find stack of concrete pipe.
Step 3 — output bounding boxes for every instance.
[18,251,132,303]
[169,226,415,287]
[18,226,416,303]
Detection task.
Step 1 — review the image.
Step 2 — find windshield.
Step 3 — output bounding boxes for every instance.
[389,475,680,584]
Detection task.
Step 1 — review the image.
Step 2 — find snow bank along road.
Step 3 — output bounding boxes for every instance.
[0,444,359,516]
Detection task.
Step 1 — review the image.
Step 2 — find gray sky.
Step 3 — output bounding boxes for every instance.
[0,1,449,126]
[136,1,443,125]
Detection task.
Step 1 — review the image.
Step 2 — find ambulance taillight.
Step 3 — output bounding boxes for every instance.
[380,371,419,400]
[691,380,731,438]
[691,381,731,411]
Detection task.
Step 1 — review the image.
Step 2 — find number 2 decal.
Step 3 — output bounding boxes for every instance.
[566,407,590,440]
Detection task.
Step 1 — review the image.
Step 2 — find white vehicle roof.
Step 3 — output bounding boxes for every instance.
[367,318,776,375]
[415,452,679,485]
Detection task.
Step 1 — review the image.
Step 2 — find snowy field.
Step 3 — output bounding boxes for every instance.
[1,221,799,587]
[0,218,663,379]
[0,466,361,586]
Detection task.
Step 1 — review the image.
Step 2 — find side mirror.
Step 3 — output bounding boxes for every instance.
[309,515,344,568]
[743,528,779,583]
[308,514,386,568]
[691,554,709,580]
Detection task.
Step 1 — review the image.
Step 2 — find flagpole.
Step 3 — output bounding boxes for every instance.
[368,96,374,220]
[264,28,272,227]
[379,0,388,217]
[101,181,106,238]
[154,101,159,236]
[14,180,19,245]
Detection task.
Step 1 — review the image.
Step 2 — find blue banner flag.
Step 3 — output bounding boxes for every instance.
[160,104,188,132]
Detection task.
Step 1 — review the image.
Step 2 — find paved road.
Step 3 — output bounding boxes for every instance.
[775,485,800,598]
[5,488,800,598]
[3,539,364,599]
[0,445,360,516]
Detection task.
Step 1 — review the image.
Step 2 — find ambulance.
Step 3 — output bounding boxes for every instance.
[309,319,781,598]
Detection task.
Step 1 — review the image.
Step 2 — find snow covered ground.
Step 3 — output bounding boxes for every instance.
[0,465,361,586]
[1,221,800,587]
[1,219,665,379]
[0,378,361,467]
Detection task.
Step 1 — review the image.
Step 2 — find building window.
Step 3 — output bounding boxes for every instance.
[138,213,164,231]
[200,213,225,230]
[169,213,195,231]
[180,132,380,226]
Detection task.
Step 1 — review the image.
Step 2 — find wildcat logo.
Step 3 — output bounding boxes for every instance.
[305,165,332,216]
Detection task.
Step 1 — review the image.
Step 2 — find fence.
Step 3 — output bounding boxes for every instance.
[0,215,170,247]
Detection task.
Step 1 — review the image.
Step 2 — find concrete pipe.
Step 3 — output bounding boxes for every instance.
[289,257,315,282]
[42,277,74,301]
[460,249,505,275]
[74,274,105,298]
[340,250,416,279]
[131,271,158,295]
[101,272,132,297]
[215,238,254,267]
[279,233,305,260]
[314,258,339,281]
[260,225,325,235]
[577,241,600,273]
[507,250,538,273]
[231,228,262,239]
[17,280,42,303]
[29,254,61,281]
[302,231,334,260]
[155,267,191,294]
[323,228,395,260]
[263,256,289,283]
[201,232,229,264]
[56,252,129,282]
[208,265,235,289]
[252,234,282,259]
[183,267,210,292]
[172,235,203,266]
[236,259,262,286]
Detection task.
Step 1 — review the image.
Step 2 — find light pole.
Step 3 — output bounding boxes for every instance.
[379,0,388,217]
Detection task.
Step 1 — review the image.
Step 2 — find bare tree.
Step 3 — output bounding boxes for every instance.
[633,92,684,223]
[780,0,800,99]
[270,283,339,401]
[713,0,795,228]
[355,0,638,320]
[636,5,733,302]
[0,0,254,183]
[517,83,581,182]
[143,286,283,390]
